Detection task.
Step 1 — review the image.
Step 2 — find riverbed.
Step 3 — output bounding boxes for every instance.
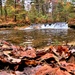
[0,28,75,48]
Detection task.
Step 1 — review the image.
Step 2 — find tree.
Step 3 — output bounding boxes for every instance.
[5,0,17,21]
[21,0,26,20]
[62,2,73,21]
[14,0,17,22]
[0,0,2,16]
[4,5,7,21]
[6,0,14,6]
[35,0,44,13]
[52,1,73,22]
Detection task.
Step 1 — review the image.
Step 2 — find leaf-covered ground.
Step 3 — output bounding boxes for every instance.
[0,40,75,75]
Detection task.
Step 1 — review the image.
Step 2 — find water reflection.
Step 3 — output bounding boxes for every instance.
[0,30,11,34]
[0,28,75,48]
[40,29,67,36]
[21,29,68,47]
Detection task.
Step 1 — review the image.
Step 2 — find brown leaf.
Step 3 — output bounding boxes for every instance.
[25,60,38,66]
[40,53,54,60]
[20,49,36,58]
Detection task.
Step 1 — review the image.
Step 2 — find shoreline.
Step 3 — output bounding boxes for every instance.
[0,22,75,29]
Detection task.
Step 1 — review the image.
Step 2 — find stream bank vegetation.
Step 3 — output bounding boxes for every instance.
[0,0,75,28]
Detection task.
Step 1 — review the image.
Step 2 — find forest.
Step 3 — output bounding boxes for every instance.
[0,0,75,27]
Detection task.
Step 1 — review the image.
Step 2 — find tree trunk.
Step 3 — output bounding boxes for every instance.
[4,6,7,21]
[0,0,3,16]
[14,0,17,22]
[22,0,24,9]
[22,0,25,20]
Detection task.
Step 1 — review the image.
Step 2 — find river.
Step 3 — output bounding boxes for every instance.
[0,28,75,48]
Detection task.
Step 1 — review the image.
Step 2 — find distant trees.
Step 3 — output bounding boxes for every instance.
[63,2,73,21]
[4,4,7,21]
[0,0,7,21]
[53,2,74,22]
[5,0,22,22]
[35,0,44,13]
[0,0,75,24]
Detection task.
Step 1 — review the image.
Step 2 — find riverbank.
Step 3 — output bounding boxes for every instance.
[0,22,16,28]
[0,21,75,29]
[0,21,30,28]
[68,24,75,29]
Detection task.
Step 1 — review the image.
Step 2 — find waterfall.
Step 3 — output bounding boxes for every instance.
[22,22,68,30]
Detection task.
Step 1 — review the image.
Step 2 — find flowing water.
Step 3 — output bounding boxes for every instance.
[0,28,75,48]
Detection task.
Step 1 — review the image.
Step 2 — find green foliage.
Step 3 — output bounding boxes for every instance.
[6,6,15,16]
[53,40,60,45]
[53,2,74,22]
[69,13,75,19]
[5,0,14,6]
[57,2,63,12]
[0,0,75,25]
[26,3,48,23]
[72,0,75,2]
